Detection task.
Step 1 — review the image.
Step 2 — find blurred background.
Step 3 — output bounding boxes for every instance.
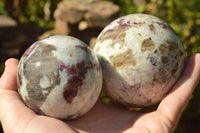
[0,0,199,132]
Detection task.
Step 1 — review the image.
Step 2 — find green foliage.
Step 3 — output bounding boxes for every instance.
[0,1,7,15]
[2,0,62,28]
[21,0,61,28]
[101,91,110,104]
[159,0,200,57]
[104,0,137,14]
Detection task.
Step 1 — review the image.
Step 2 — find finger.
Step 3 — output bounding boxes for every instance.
[158,54,200,125]
[0,59,36,132]
[0,58,19,91]
[0,90,36,132]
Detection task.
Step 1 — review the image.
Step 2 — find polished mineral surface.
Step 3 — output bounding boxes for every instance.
[94,14,185,107]
[17,35,102,119]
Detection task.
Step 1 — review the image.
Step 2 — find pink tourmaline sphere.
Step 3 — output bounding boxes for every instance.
[17,35,102,119]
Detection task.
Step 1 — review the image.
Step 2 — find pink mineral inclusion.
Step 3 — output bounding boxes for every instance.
[60,61,94,103]
[75,45,91,54]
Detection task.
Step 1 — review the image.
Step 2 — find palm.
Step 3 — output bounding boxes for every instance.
[66,99,157,133]
[66,98,173,133]
[0,54,199,133]
[0,91,170,133]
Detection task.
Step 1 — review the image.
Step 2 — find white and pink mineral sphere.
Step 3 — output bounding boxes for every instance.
[17,35,102,119]
[94,14,185,107]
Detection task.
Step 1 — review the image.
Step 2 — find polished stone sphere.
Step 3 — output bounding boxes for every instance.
[17,35,102,119]
[94,14,185,107]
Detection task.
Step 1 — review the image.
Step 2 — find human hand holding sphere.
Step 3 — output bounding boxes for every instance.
[0,14,199,133]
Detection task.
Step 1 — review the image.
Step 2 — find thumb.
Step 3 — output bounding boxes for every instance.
[0,58,36,133]
[0,58,19,91]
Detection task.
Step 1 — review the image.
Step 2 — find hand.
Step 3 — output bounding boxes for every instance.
[0,54,199,133]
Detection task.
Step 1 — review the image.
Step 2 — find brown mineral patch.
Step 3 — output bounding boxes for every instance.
[171,62,178,74]
[23,42,60,101]
[152,73,160,86]
[161,56,168,64]
[149,24,155,33]
[159,43,169,55]
[99,31,115,43]
[167,41,178,51]
[130,83,141,90]
[159,69,166,75]
[100,26,125,41]
[148,57,157,66]
[99,24,130,49]
[159,69,168,83]
[152,68,168,85]
[110,49,136,68]
[141,38,155,52]
[146,99,152,103]
[110,33,125,49]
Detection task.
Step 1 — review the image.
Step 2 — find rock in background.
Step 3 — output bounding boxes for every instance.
[40,0,120,47]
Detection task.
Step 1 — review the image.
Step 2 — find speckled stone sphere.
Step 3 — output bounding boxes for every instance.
[17,35,102,119]
[94,14,185,107]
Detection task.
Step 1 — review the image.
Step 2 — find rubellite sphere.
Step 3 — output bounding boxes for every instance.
[17,35,103,119]
[94,14,185,107]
